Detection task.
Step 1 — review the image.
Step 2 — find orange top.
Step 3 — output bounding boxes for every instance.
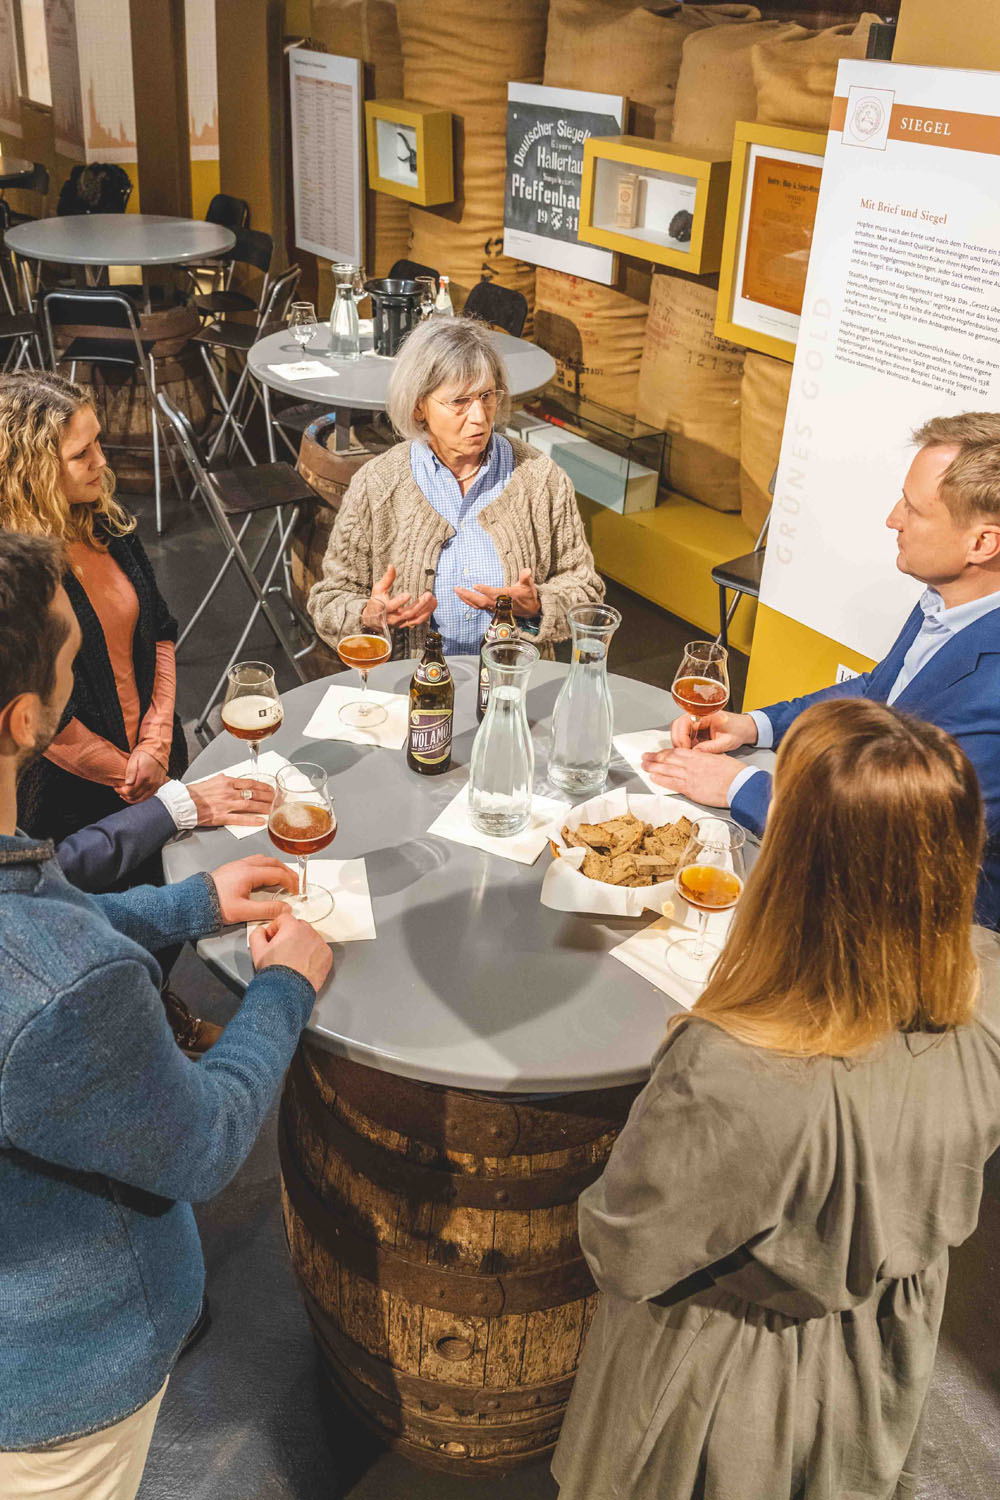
[45,542,177,791]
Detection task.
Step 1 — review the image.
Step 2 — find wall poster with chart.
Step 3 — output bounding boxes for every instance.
[289,48,363,265]
[715,121,826,362]
[504,82,625,285]
[760,59,1000,662]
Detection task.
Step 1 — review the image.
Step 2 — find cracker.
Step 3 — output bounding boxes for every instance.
[569,812,696,888]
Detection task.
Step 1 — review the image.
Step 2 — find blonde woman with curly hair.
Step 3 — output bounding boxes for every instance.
[0,371,187,842]
[555,699,1000,1500]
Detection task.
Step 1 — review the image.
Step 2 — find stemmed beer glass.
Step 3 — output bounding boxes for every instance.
[671,641,729,740]
[336,596,392,728]
[667,817,746,983]
[221,662,283,778]
[284,301,317,353]
[267,764,337,923]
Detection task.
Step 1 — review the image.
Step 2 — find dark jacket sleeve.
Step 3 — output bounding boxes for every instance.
[0,959,316,1202]
[759,670,877,748]
[55,797,175,893]
[729,769,773,839]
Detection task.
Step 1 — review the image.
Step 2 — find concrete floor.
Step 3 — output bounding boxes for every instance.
[131,476,999,1499]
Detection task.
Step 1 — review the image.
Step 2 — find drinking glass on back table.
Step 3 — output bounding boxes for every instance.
[671,641,729,740]
[336,596,392,729]
[268,763,336,923]
[415,276,436,321]
[221,662,283,778]
[667,817,746,983]
[284,301,317,353]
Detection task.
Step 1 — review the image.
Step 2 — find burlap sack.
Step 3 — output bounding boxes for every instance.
[739,351,792,536]
[534,268,649,415]
[397,0,547,312]
[543,1,762,140]
[672,19,807,152]
[752,13,882,131]
[635,272,745,511]
[310,0,411,281]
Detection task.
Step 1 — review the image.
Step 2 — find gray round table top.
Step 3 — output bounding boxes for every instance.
[163,658,774,1095]
[4,213,235,266]
[0,155,34,185]
[247,323,557,409]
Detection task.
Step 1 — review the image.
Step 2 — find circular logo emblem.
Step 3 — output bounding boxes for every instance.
[850,96,885,141]
[426,663,442,682]
[496,624,514,640]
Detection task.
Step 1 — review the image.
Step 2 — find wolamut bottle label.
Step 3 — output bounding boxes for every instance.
[478,621,518,716]
[410,658,453,765]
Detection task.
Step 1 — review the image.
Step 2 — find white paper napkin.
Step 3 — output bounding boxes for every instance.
[187,750,292,839]
[610,905,733,1010]
[428,784,570,865]
[245,858,375,942]
[267,359,338,380]
[612,728,680,796]
[302,682,409,749]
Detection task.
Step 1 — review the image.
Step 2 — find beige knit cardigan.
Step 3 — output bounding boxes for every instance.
[308,436,605,659]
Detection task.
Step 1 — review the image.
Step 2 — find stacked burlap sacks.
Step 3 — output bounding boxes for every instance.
[535,2,762,416]
[752,13,882,130]
[396,0,547,317]
[740,352,792,537]
[671,17,806,153]
[636,272,745,512]
[310,0,410,290]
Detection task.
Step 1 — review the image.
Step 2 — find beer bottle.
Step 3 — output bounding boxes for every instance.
[407,632,454,775]
[477,594,519,722]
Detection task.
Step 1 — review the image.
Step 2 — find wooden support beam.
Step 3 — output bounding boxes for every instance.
[129,0,192,216]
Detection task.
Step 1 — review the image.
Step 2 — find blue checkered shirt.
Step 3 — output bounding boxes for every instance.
[409,434,513,655]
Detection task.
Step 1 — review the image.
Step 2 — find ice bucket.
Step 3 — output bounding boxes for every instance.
[364,278,422,356]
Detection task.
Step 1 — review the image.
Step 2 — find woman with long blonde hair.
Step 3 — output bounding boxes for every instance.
[554,698,1000,1500]
[0,371,187,840]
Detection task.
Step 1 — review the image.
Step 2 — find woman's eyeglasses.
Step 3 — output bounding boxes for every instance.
[432,389,505,416]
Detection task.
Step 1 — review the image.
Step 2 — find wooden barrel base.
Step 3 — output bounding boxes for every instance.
[280,1043,639,1476]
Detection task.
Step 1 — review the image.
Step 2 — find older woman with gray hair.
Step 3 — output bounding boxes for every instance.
[308,317,603,659]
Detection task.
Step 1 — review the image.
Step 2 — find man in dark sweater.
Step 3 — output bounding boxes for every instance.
[0,533,332,1497]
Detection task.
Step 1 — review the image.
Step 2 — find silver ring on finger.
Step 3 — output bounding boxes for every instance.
[241,788,253,801]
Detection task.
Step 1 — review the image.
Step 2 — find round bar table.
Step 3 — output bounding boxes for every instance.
[4,213,235,309]
[163,657,772,1473]
[247,323,556,456]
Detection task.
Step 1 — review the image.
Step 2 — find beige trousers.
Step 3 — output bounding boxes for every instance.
[0,1381,167,1500]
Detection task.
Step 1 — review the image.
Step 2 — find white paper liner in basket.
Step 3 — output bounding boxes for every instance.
[540,786,705,917]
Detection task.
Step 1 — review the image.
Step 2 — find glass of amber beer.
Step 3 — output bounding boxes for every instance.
[671,641,729,740]
[667,817,745,983]
[268,763,337,922]
[221,661,284,778]
[337,596,393,729]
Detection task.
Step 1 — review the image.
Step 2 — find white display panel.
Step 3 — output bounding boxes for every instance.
[289,47,363,266]
[761,59,1000,659]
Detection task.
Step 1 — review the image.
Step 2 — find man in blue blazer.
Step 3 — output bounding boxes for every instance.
[643,412,1000,927]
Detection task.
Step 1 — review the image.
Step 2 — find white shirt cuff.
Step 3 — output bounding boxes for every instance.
[748,710,774,749]
[727,766,763,808]
[155,779,198,831]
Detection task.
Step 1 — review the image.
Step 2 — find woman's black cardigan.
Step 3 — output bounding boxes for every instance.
[18,527,188,843]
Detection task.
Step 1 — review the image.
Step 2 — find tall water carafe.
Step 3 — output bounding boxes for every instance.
[469,640,539,837]
[548,604,622,795]
[329,271,360,361]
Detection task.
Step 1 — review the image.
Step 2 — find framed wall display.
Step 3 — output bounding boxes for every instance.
[715,121,827,362]
[364,98,453,207]
[289,47,364,265]
[504,82,626,286]
[578,136,731,274]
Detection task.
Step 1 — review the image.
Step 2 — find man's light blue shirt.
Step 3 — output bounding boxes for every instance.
[409,434,512,655]
[729,586,1000,804]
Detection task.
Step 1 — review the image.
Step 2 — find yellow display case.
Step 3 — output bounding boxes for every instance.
[715,121,827,363]
[364,98,454,207]
[578,136,731,274]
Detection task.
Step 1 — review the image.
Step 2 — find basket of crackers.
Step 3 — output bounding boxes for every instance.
[541,788,699,916]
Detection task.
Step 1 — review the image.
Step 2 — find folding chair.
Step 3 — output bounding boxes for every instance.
[157,391,321,740]
[193,227,273,320]
[0,203,43,371]
[42,288,180,534]
[712,472,773,651]
[195,262,301,467]
[388,258,439,286]
[186,194,251,298]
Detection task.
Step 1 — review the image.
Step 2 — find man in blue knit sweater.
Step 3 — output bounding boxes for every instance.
[0,533,332,1497]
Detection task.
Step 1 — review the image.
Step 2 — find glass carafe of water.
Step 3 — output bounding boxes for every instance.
[329,279,360,361]
[548,603,622,795]
[469,640,539,837]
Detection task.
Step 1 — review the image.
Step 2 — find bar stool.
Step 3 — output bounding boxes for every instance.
[711,510,772,651]
[157,391,321,740]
